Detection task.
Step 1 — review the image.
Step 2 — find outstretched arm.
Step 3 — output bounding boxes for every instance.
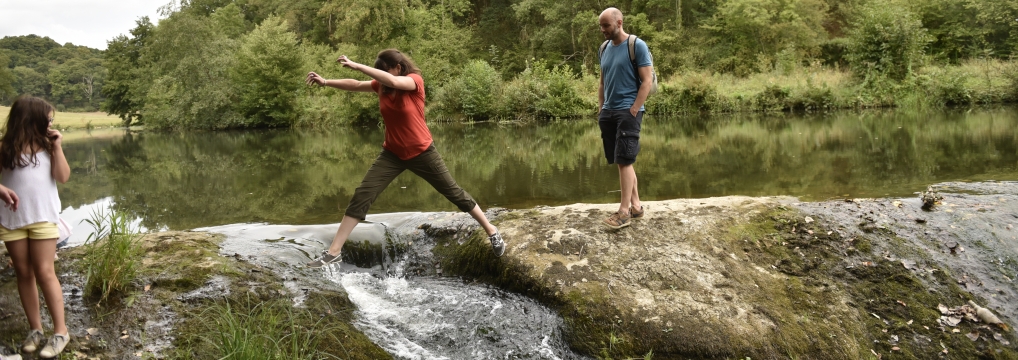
[337,56,417,91]
[305,72,374,92]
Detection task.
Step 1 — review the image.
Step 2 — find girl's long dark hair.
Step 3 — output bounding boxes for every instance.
[373,49,422,94]
[1,96,54,170]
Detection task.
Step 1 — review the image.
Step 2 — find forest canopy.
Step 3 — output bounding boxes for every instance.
[2,0,1016,128]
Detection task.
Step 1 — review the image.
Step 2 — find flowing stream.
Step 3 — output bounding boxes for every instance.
[201,212,589,359]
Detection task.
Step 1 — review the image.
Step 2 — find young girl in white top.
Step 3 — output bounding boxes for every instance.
[0,96,71,358]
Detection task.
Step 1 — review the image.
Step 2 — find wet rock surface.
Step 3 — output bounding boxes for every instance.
[798,181,1018,325]
[424,183,1018,359]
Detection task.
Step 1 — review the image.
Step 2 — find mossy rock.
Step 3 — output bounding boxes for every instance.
[429,197,1017,359]
[0,231,389,359]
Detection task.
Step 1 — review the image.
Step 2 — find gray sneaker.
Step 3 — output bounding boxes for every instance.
[21,329,45,353]
[489,232,506,257]
[39,333,69,358]
[306,250,342,268]
[1,354,23,360]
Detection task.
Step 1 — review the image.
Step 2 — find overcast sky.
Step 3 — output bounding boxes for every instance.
[0,0,169,50]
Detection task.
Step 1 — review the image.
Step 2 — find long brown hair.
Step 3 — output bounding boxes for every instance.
[373,49,422,94]
[1,96,55,170]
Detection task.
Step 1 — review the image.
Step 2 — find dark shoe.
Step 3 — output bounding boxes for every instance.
[603,211,631,229]
[630,205,645,219]
[39,333,69,358]
[306,250,342,268]
[489,232,506,257]
[21,329,44,353]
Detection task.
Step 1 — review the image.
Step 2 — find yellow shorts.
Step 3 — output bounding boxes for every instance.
[0,222,60,242]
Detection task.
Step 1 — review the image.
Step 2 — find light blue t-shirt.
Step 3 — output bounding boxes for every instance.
[600,37,652,111]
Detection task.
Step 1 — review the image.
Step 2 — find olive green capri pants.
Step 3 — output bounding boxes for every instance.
[344,145,477,220]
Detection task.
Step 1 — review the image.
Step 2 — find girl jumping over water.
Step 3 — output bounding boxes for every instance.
[304,49,505,267]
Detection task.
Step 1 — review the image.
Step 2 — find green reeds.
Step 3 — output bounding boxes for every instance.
[81,207,141,303]
[179,297,345,360]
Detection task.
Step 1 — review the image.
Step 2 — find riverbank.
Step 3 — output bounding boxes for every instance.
[644,59,1018,115]
[429,60,1018,122]
[1,184,1016,359]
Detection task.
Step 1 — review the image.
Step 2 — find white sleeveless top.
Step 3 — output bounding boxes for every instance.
[0,151,61,230]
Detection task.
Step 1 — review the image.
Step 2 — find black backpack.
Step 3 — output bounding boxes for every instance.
[599,35,658,94]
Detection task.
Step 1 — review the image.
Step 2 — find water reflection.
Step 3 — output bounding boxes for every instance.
[59,107,1018,230]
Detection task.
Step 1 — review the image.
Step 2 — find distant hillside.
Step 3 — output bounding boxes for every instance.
[0,34,104,111]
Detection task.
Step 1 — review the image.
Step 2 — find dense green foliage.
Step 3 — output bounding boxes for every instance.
[0,35,106,111]
[846,1,931,81]
[5,0,1018,127]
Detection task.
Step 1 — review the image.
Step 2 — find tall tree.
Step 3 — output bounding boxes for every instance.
[102,17,154,125]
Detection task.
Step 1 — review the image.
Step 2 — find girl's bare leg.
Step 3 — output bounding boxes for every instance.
[5,239,42,331]
[467,205,498,236]
[29,238,66,335]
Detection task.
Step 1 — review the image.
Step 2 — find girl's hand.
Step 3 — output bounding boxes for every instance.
[47,129,63,147]
[338,56,361,71]
[0,185,18,211]
[306,72,326,86]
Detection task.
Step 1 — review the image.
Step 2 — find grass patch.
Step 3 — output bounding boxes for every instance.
[171,293,381,360]
[172,296,333,357]
[0,106,125,130]
[81,207,142,303]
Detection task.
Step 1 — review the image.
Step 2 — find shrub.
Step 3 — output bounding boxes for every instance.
[790,83,835,112]
[81,207,142,303]
[754,85,789,111]
[431,60,502,120]
[500,61,591,120]
[646,75,722,114]
[230,16,304,127]
[1002,61,1018,102]
[459,60,502,119]
[846,1,931,81]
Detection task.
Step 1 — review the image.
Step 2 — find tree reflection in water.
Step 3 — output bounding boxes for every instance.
[59,107,1018,231]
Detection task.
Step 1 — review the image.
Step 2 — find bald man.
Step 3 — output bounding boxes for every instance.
[597,7,653,229]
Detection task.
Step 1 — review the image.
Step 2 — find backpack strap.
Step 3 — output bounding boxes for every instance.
[598,40,610,60]
[627,35,637,64]
[627,35,640,78]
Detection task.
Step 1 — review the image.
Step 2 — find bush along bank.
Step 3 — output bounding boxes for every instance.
[427,60,1018,122]
[426,196,1017,359]
[644,60,1018,116]
[0,231,390,359]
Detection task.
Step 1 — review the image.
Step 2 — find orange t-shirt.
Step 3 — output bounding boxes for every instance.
[371,73,433,160]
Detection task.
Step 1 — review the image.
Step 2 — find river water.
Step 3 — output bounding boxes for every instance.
[57,108,1018,358]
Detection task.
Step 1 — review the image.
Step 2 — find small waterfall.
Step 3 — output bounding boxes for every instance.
[205,212,588,359]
